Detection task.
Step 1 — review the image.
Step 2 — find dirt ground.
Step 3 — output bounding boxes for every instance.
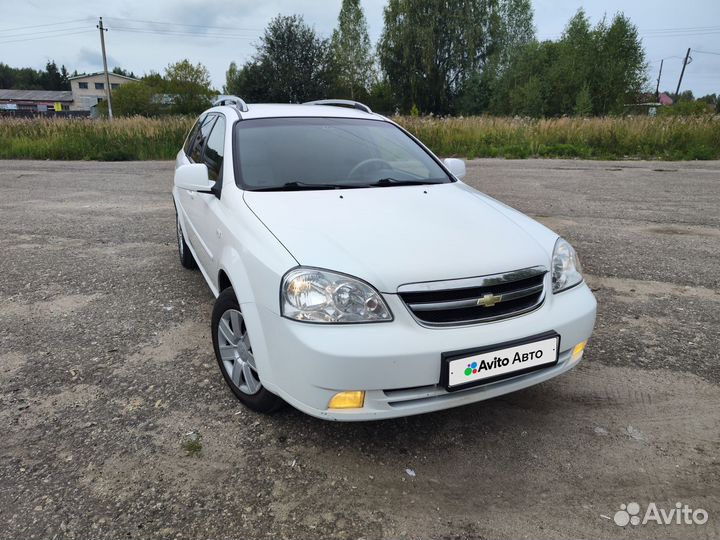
[0,159,718,539]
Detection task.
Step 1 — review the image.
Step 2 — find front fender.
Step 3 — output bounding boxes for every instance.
[217,247,285,394]
[215,191,297,392]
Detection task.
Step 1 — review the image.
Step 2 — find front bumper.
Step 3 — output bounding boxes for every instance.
[248,279,597,421]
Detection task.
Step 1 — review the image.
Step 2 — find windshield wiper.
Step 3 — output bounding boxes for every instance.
[251,181,367,192]
[369,178,445,187]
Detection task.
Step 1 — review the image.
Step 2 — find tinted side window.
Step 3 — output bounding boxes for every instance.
[183,114,206,155]
[190,115,216,163]
[203,116,226,182]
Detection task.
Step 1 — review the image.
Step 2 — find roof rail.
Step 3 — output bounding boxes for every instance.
[303,99,372,114]
[212,95,249,112]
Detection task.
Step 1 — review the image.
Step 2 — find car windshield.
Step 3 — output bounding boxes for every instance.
[233,117,453,190]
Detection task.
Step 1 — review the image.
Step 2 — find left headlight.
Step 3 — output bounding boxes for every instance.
[551,237,583,293]
[281,268,393,323]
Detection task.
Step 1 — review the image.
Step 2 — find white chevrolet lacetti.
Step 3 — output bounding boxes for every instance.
[172,96,597,421]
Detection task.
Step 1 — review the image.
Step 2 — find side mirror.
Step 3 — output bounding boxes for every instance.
[174,163,213,192]
[443,158,466,180]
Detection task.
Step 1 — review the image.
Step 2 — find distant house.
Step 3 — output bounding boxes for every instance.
[0,89,73,112]
[69,72,139,111]
[0,71,139,114]
[659,92,674,106]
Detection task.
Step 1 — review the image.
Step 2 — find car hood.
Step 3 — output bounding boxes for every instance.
[243,182,556,292]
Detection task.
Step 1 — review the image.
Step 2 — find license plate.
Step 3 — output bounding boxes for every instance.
[442,332,559,391]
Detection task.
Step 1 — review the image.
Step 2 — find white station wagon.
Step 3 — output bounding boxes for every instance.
[172,97,597,421]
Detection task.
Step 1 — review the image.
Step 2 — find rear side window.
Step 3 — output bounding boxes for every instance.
[183,114,206,155]
[190,115,217,163]
[203,116,226,182]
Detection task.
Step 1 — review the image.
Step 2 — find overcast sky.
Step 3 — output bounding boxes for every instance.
[1,0,718,97]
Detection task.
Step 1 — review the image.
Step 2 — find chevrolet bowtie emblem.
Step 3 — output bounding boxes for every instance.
[476,293,502,308]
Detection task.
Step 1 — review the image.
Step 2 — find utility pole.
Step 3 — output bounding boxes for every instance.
[97,17,113,119]
[674,48,691,99]
[655,59,663,101]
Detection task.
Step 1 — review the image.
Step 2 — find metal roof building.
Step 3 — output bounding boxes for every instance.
[0,89,73,111]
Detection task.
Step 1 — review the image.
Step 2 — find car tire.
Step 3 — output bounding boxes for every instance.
[175,210,197,269]
[211,287,284,414]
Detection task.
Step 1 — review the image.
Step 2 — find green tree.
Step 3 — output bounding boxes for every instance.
[330,0,374,99]
[592,13,646,114]
[223,61,240,95]
[697,93,717,106]
[41,61,70,90]
[545,9,595,115]
[492,0,535,73]
[112,67,137,79]
[677,89,695,102]
[225,15,333,103]
[574,83,593,116]
[366,78,396,113]
[0,61,72,90]
[488,40,557,115]
[487,9,645,117]
[164,59,215,115]
[0,63,42,89]
[507,75,544,116]
[457,0,535,115]
[224,61,269,102]
[378,0,499,114]
[110,80,166,117]
[660,99,712,116]
[456,72,491,115]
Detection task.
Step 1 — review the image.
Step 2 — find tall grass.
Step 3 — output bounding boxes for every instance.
[0,116,191,160]
[400,115,720,160]
[0,114,718,161]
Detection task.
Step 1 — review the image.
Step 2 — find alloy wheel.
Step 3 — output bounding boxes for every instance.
[216,309,261,395]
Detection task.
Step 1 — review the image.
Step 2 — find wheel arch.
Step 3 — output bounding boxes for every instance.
[216,247,279,392]
[216,246,254,304]
[218,269,232,293]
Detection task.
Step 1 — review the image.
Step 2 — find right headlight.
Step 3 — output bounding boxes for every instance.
[281,268,393,323]
[551,237,583,293]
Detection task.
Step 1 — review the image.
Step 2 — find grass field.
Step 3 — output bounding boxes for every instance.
[0,114,718,161]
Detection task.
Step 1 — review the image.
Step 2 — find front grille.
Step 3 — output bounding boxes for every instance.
[398,266,546,326]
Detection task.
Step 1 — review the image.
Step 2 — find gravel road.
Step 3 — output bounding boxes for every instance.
[1,159,718,539]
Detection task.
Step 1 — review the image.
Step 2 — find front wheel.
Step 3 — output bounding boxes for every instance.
[211,287,284,413]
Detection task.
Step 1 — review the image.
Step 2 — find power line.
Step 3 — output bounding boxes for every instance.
[0,30,95,45]
[648,56,685,64]
[110,26,255,40]
[104,16,262,32]
[539,25,720,41]
[0,18,89,33]
[642,25,720,33]
[693,49,720,56]
[643,30,720,38]
[0,25,89,38]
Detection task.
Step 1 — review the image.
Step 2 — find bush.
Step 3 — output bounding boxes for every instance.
[660,100,713,117]
[110,81,164,117]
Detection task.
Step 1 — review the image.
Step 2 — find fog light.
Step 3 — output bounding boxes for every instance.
[328,391,365,409]
[572,340,587,362]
